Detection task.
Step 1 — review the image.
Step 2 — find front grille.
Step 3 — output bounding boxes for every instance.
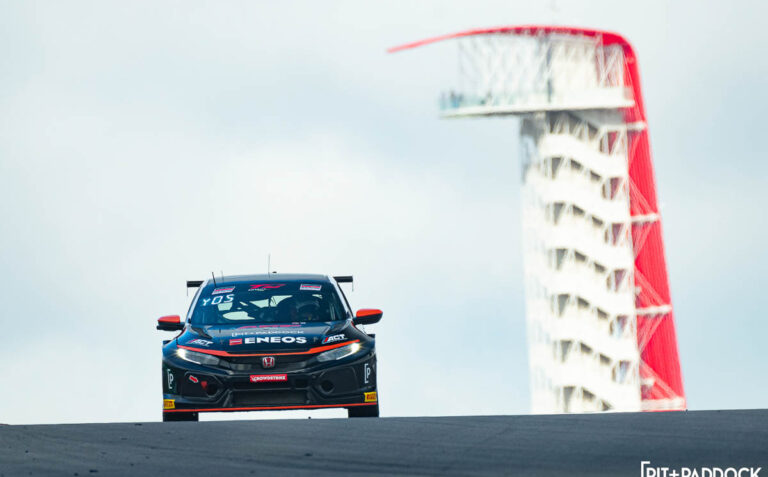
[224,354,313,372]
[233,391,307,406]
[232,381,290,391]
[231,377,309,391]
[227,354,308,364]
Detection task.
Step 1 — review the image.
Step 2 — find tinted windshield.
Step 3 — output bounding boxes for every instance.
[190,282,347,326]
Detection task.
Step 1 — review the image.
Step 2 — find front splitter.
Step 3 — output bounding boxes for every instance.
[163,401,378,413]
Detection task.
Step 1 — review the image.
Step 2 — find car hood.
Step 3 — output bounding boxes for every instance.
[178,322,348,353]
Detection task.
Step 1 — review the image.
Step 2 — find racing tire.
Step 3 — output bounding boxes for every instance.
[162,412,199,422]
[348,404,379,418]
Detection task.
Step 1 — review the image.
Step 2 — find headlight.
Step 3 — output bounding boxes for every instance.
[177,348,221,367]
[316,342,362,362]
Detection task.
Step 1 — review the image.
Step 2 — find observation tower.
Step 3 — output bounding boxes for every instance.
[391,26,685,413]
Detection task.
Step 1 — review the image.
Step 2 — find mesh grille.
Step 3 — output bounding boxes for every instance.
[224,354,313,372]
[233,391,307,406]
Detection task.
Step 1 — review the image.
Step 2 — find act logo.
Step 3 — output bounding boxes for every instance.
[190,339,213,347]
[322,334,345,344]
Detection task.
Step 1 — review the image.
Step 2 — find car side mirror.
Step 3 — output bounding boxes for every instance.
[157,315,184,331]
[353,309,383,326]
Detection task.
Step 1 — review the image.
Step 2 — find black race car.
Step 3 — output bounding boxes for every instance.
[156,274,382,421]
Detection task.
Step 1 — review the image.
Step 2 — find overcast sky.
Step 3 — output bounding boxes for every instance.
[0,0,766,424]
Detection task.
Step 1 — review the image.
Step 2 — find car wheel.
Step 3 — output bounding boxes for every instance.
[162,412,199,422]
[348,404,379,418]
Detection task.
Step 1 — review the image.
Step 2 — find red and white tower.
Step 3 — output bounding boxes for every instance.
[391,26,685,413]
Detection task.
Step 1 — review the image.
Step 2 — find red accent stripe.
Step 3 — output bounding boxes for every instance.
[387,26,646,120]
[388,26,628,53]
[178,339,360,357]
[163,402,377,413]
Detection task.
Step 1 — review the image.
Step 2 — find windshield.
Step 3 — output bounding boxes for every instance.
[190,282,348,326]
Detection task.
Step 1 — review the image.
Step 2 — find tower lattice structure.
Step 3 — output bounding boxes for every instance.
[391,26,685,413]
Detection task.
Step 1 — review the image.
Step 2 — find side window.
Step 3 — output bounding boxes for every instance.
[333,283,353,319]
[186,284,204,321]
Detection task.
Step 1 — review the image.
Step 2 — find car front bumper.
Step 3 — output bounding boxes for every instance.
[161,352,377,414]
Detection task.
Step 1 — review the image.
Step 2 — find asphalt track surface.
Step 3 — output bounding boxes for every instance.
[1,410,766,476]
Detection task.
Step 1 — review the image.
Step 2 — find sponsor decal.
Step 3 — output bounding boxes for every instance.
[322,334,345,344]
[364,363,372,384]
[299,284,322,291]
[231,336,309,344]
[163,399,175,410]
[212,287,235,295]
[200,294,234,307]
[239,324,300,328]
[190,339,213,347]
[364,392,377,403]
[262,357,276,368]
[229,338,243,346]
[249,284,285,291]
[250,374,286,383]
[188,375,199,384]
[231,329,305,337]
[260,336,306,344]
[166,368,175,391]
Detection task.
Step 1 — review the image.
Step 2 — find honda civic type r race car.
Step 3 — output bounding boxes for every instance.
[156,274,382,422]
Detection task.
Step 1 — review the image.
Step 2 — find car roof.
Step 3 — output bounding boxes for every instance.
[206,273,331,287]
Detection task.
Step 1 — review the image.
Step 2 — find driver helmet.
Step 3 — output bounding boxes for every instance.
[294,295,321,321]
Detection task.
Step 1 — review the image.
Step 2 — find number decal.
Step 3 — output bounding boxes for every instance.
[202,294,235,306]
